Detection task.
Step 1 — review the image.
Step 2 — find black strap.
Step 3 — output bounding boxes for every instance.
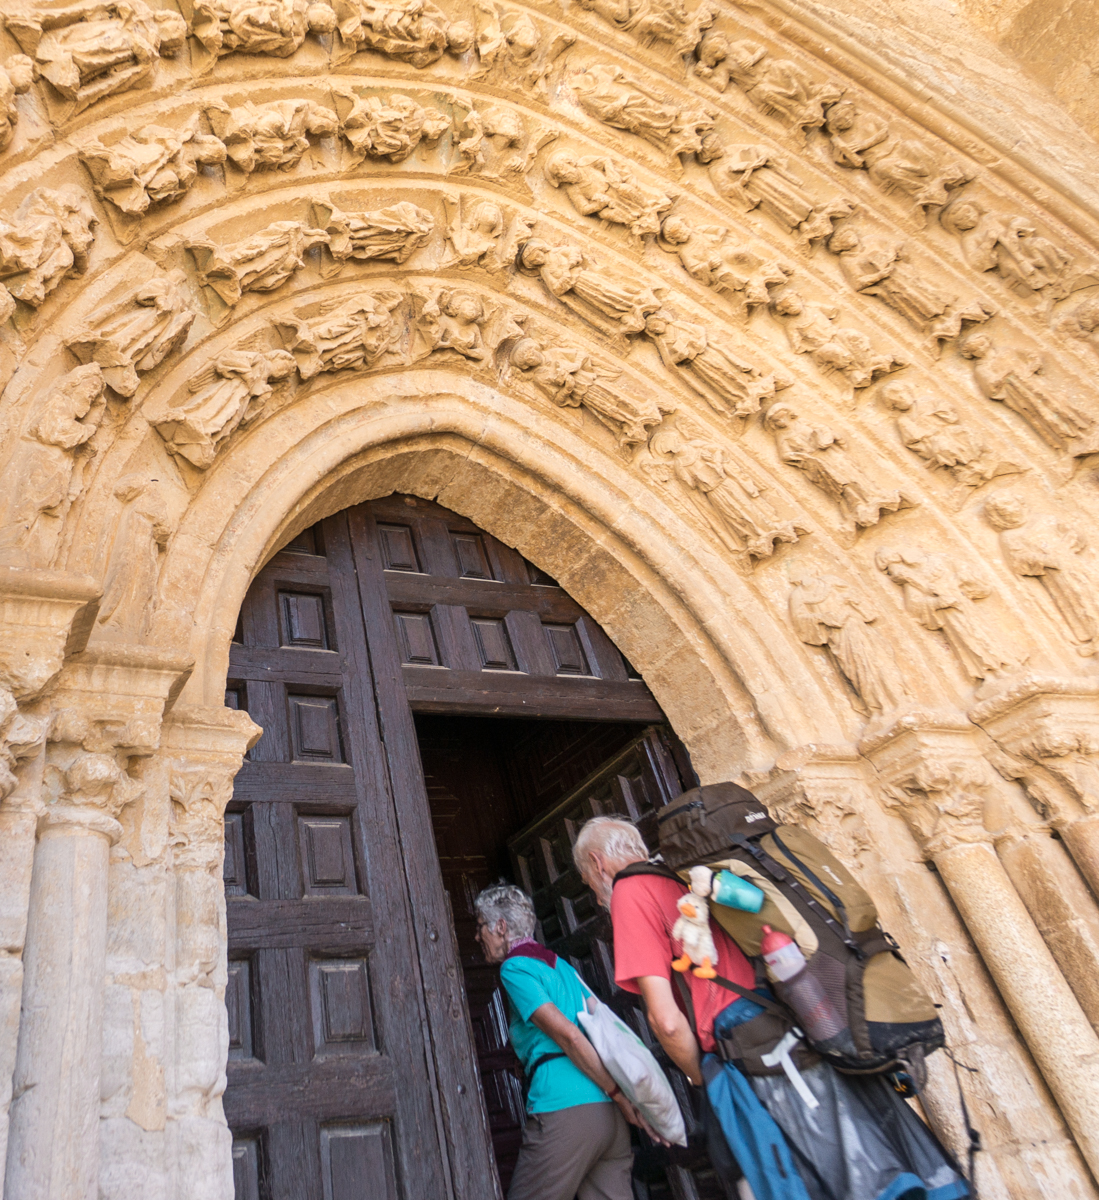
[946,1050,982,1196]
[527,1051,566,1076]
[770,830,854,943]
[613,860,682,886]
[672,964,791,1026]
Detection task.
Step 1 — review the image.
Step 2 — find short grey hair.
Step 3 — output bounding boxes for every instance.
[572,816,649,875]
[474,883,536,943]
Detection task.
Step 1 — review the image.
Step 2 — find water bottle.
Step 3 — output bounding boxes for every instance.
[710,870,765,913]
[760,925,847,1043]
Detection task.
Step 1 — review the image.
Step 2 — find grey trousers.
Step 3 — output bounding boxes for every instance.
[507,1100,633,1200]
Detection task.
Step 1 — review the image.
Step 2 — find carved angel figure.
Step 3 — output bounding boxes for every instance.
[6,1,186,115]
[764,404,913,530]
[187,221,329,308]
[771,291,906,391]
[543,151,674,239]
[275,291,404,377]
[314,200,432,265]
[417,289,521,362]
[192,0,336,57]
[707,144,852,246]
[644,310,776,419]
[789,575,908,717]
[829,228,992,353]
[332,0,472,67]
[206,98,338,173]
[647,426,801,558]
[0,185,98,308]
[960,334,1096,455]
[80,118,227,216]
[875,546,1020,680]
[866,138,973,221]
[67,270,196,396]
[0,364,106,565]
[0,54,34,151]
[510,336,664,450]
[822,100,889,169]
[98,475,177,638]
[334,90,449,164]
[151,349,297,469]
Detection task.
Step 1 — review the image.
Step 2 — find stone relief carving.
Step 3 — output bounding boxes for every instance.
[880,758,991,856]
[764,404,915,531]
[820,99,887,169]
[543,150,674,239]
[274,290,405,376]
[0,685,46,800]
[471,3,573,94]
[415,287,522,362]
[314,199,433,265]
[187,220,329,308]
[576,0,714,55]
[0,53,34,151]
[80,118,227,217]
[0,364,105,565]
[205,98,337,174]
[150,347,297,468]
[450,101,536,181]
[333,89,449,164]
[6,1,186,116]
[0,185,98,309]
[984,495,1099,657]
[788,573,909,718]
[332,0,472,66]
[168,763,237,868]
[66,271,196,396]
[192,0,337,58]
[442,195,529,270]
[98,475,178,637]
[875,546,1021,681]
[1062,297,1099,355]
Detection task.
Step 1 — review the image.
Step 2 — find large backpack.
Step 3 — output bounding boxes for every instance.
[653,781,944,1082]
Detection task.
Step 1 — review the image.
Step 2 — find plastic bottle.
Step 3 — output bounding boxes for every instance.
[710,870,765,913]
[760,925,847,1043]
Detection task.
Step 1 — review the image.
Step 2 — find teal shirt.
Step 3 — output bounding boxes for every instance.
[498,954,611,1114]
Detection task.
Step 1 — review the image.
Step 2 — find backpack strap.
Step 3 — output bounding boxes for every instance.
[521,1051,567,1108]
[613,860,683,886]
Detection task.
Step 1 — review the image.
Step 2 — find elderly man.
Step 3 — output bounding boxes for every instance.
[474,883,652,1200]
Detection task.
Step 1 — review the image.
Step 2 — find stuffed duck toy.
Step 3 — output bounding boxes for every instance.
[671,865,718,979]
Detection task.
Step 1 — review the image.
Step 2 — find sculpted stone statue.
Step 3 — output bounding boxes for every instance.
[0,54,34,150]
[1062,296,1099,356]
[206,98,338,173]
[6,1,186,115]
[822,100,889,169]
[0,185,98,308]
[333,90,449,164]
[472,3,573,93]
[451,102,529,180]
[960,333,1097,455]
[829,228,993,353]
[985,494,1098,657]
[314,200,433,265]
[647,426,802,558]
[275,291,405,377]
[443,197,530,271]
[743,57,841,136]
[543,150,674,239]
[867,138,973,221]
[80,118,227,216]
[789,574,909,717]
[643,310,777,419]
[658,215,791,319]
[0,364,105,565]
[764,404,913,530]
[332,0,473,67]
[192,0,337,57]
[150,348,298,469]
[575,0,713,54]
[187,221,329,308]
[98,475,177,638]
[417,289,521,362]
[693,32,764,93]
[707,143,852,246]
[67,270,196,396]
[875,545,1020,680]
[510,336,665,451]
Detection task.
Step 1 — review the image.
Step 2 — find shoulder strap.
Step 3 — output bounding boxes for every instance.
[613,860,682,886]
[770,829,853,942]
[671,966,790,1032]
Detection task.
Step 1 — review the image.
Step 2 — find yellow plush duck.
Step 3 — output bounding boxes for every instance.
[671,865,718,979]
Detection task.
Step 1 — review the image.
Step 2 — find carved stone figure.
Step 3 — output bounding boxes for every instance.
[576,0,713,54]
[822,99,888,169]
[0,185,98,308]
[314,200,433,265]
[960,334,1097,455]
[206,98,338,173]
[151,349,298,468]
[443,196,530,272]
[878,382,1020,489]
[332,0,473,67]
[451,102,530,180]
[644,310,777,418]
[510,336,664,450]
[744,57,842,136]
[192,0,337,57]
[519,238,661,335]
[6,1,186,115]
[0,364,105,564]
[80,118,227,216]
[275,291,405,377]
[985,495,1099,657]
[771,291,906,390]
[333,90,449,164]
[67,270,196,396]
[789,574,908,717]
[0,54,34,150]
[648,426,801,558]
[98,475,176,638]
[472,4,573,93]
[543,150,674,239]
[1062,296,1099,355]
[707,144,852,246]
[417,289,521,362]
[875,546,1020,680]
[829,228,993,353]
[187,221,329,308]
[764,404,913,529]
[658,215,791,319]
[693,33,764,93]
[866,138,973,221]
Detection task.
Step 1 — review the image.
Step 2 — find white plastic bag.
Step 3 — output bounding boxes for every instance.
[576,992,688,1146]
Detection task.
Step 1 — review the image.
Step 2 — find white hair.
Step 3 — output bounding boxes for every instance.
[572,816,649,874]
[474,883,536,944]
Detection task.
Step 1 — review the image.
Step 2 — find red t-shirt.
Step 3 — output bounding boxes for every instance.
[611,873,755,1052]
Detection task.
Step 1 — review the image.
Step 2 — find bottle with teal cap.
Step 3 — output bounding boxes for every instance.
[709,869,765,913]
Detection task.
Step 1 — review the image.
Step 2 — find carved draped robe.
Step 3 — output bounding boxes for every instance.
[998,519,1097,646]
[648,317,770,416]
[537,245,660,334]
[972,349,1093,449]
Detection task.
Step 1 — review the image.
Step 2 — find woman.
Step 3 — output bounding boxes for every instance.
[474,883,655,1200]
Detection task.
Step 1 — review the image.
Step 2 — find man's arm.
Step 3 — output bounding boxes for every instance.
[635,976,703,1086]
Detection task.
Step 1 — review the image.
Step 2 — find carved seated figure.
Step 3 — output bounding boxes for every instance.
[334,90,450,163]
[314,200,433,264]
[275,291,405,377]
[192,0,338,58]
[206,98,339,173]
[332,0,473,67]
[866,138,973,221]
[543,150,673,239]
[743,57,841,136]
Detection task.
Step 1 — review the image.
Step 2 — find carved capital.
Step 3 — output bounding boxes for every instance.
[0,568,100,699]
[0,685,48,802]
